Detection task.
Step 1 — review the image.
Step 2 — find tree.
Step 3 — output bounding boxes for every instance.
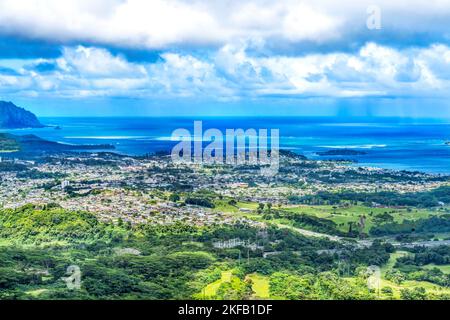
[347,221,354,234]
[169,193,180,202]
[381,287,393,296]
[400,287,427,300]
[257,203,264,214]
[385,269,405,285]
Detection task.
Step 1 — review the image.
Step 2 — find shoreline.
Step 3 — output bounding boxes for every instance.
[2,119,450,175]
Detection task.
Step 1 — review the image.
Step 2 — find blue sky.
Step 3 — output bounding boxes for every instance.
[0,0,450,117]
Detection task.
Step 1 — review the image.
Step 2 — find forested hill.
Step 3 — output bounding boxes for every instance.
[0,101,43,129]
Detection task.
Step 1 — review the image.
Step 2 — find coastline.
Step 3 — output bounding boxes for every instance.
[2,116,450,174]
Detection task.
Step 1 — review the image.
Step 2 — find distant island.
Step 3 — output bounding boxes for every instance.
[316,149,367,156]
[0,133,115,155]
[0,101,43,129]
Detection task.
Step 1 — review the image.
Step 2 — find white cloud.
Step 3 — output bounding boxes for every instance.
[1,43,450,100]
[0,0,448,49]
[57,46,146,77]
[148,53,231,97]
[417,44,450,81]
[0,0,449,104]
[281,2,341,42]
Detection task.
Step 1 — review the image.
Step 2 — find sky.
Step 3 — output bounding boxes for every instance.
[0,0,449,117]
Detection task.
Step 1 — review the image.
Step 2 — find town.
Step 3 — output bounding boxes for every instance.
[1,151,447,227]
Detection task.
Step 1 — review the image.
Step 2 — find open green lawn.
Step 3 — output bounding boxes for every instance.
[213,200,240,213]
[381,251,409,276]
[202,270,233,297]
[380,278,450,299]
[220,202,443,236]
[25,288,49,297]
[237,202,259,210]
[422,264,450,274]
[213,200,259,213]
[247,274,270,298]
[202,271,270,299]
[378,251,450,299]
[284,205,442,233]
[346,266,450,299]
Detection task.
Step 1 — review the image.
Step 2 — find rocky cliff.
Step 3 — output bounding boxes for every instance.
[0,101,43,128]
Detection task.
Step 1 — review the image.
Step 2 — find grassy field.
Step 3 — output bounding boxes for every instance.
[381,251,409,276]
[284,205,442,233]
[379,251,450,299]
[201,271,270,299]
[247,274,270,298]
[217,201,443,236]
[380,278,450,299]
[422,264,450,274]
[202,270,233,297]
[25,288,49,298]
[343,251,450,299]
[213,200,258,213]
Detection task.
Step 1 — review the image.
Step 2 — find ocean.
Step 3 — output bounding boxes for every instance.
[2,116,450,174]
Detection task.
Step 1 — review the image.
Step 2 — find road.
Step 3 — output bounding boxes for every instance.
[276,222,450,249]
[275,223,343,242]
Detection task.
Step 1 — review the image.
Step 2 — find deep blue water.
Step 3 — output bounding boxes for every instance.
[2,117,450,174]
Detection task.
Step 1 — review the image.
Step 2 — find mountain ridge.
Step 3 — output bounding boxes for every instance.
[0,132,115,157]
[0,101,43,128]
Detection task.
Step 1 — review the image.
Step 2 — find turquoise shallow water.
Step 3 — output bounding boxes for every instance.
[2,117,450,174]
